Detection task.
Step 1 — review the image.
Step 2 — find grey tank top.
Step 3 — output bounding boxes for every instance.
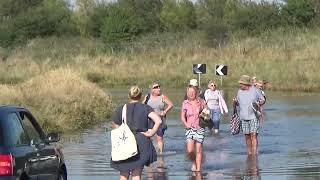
[147,95,165,113]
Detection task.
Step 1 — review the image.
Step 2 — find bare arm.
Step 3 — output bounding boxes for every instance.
[180,110,189,129]
[111,122,119,129]
[162,95,173,115]
[141,112,162,137]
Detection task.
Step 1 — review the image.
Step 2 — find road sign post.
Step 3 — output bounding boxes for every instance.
[193,64,206,89]
[215,65,228,87]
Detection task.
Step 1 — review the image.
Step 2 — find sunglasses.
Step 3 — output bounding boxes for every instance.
[152,85,160,89]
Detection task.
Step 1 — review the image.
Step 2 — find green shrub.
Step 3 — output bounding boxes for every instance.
[281,0,315,27]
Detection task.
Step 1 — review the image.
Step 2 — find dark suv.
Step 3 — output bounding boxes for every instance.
[0,105,67,180]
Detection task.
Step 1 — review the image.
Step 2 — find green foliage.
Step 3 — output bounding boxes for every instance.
[100,0,162,45]
[0,0,75,47]
[87,4,110,38]
[100,5,142,45]
[160,0,197,31]
[1,0,320,48]
[228,1,281,34]
[196,0,229,46]
[73,0,95,37]
[282,0,315,26]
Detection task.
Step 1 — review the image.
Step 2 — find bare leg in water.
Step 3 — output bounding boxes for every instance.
[195,142,203,171]
[245,134,253,155]
[156,135,164,154]
[251,133,258,155]
[186,139,197,171]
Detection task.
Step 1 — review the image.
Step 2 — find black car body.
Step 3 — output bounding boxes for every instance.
[0,105,67,180]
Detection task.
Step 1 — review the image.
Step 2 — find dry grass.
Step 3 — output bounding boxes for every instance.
[0,68,113,133]
[1,29,320,91]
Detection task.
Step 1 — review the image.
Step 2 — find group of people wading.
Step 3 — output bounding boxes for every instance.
[110,75,267,180]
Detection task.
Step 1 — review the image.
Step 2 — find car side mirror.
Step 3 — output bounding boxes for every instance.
[46,132,60,143]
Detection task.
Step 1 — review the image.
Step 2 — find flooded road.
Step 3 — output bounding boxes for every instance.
[62,88,320,179]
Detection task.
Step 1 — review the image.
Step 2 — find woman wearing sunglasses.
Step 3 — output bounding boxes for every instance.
[143,82,173,155]
[204,81,228,134]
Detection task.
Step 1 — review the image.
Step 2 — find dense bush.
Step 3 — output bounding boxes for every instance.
[0,0,75,47]
[0,0,319,47]
[281,0,315,27]
[160,0,197,31]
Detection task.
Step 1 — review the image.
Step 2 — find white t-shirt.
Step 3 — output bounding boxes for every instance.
[204,89,220,110]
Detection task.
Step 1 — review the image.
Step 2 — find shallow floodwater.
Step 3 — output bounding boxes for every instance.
[62,88,320,180]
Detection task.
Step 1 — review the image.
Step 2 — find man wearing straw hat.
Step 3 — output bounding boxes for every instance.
[233,75,265,155]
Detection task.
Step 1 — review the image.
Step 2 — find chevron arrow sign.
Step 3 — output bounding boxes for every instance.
[215,65,228,76]
[193,64,206,74]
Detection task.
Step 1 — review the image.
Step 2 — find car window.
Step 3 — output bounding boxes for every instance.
[19,112,42,145]
[3,113,29,146]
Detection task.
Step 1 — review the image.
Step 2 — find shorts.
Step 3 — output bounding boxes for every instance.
[185,128,205,144]
[156,123,167,137]
[241,118,260,134]
[149,119,167,137]
[210,109,221,129]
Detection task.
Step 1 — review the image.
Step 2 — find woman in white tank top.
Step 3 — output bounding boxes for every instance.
[142,82,173,155]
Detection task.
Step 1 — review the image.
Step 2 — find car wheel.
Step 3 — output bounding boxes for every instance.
[57,170,67,180]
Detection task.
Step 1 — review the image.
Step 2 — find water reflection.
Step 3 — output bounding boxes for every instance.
[232,155,260,180]
[147,156,168,180]
[62,89,320,179]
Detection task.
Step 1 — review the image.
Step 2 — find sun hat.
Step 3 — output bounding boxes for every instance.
[189,79,198,87]
[238,75,251,85]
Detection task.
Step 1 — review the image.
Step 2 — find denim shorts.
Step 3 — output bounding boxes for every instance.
[185,128,205,144]
[156,123,167,137]
[210,109,221,129]
[149,119,167,137]
[241,118,260,134]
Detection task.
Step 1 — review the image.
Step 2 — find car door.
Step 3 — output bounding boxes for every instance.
[3,112,38,180]
[18,110,59,180]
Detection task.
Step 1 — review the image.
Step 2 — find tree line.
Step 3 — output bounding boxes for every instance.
[0,0,319,48]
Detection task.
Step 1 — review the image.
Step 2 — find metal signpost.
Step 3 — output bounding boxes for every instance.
[193,64,206,89]
[215,65,228,86]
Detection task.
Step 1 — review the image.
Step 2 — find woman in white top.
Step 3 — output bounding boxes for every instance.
[204,81,228,134]
[143,82,173,155]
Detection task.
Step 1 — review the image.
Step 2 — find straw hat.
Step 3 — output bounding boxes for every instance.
[238,75,251,85]
[189,79,198,87]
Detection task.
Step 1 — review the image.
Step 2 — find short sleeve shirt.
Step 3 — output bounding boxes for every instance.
[236,86,265,120]
[181,98,206,129]
[112,102,154,132]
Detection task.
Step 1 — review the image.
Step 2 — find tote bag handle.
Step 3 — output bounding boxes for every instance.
[122,104,127,124]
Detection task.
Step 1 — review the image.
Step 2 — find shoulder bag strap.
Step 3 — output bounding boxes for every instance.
[122,104,127,124]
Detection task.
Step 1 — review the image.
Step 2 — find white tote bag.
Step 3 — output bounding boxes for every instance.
[111,104,138,161]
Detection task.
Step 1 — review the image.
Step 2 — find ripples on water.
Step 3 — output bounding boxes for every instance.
[61,89,320,179]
